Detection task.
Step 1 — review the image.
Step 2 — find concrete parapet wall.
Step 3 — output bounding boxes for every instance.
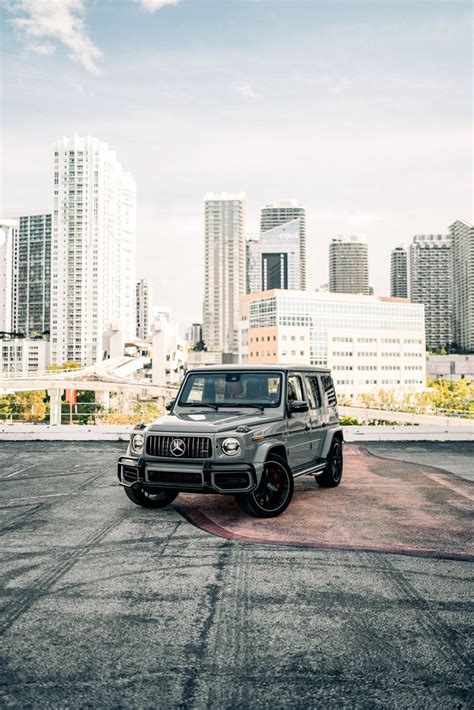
[0,424,472,441]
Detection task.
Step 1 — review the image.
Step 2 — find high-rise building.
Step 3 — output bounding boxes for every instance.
[11,213,52,337]
[260,200,306,289]
[186,323,203,347]
[329,235,369,295]
[203,192,245,353]
[51,135,136,365]
[239,290,426,398]
[136,279,153,339]
[390,245,408,298]
[450,219,474,352]
[0,219,17,333]
[246,219,303,294]
[409,234,453,351]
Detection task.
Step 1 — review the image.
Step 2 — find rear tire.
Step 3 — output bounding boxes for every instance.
[316,439,343,488]
[124,486,179,508]
[235,453,294,518]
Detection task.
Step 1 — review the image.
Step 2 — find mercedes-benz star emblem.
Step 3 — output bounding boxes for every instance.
[170,438,186,457]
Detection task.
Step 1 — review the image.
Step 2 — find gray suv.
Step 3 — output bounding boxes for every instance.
[118,365,343,518]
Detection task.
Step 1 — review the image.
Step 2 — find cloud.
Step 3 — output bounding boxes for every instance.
[138,0,180,12]
[235,83,261,100]
[8,0,102,74]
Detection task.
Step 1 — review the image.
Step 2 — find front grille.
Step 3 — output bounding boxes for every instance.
[148,470,202,485]
[146,435,212,459]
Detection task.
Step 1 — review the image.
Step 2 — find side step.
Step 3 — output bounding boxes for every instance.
[292,462,326,479]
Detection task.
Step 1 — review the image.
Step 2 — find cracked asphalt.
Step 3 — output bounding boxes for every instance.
[1,441,473,709]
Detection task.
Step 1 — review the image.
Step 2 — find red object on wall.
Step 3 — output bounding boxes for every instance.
[65,389,77,405]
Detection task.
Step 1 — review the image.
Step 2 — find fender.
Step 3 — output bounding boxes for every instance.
[320,426,344,459]
[251,438,288,468]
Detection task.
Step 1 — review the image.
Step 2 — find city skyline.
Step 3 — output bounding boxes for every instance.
[1,0,472,325]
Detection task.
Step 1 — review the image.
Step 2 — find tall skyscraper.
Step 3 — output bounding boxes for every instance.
[246,219,303,294]
[450,219,474,352]
[329,236,369,295]
[390,245,408,298]
[260,200,306,289]
[409,234,453,351]
[11,213,52,337]
[0,219,17,333]
[136,279,153,339]
[51,135,136,365]
[203,192,245,353]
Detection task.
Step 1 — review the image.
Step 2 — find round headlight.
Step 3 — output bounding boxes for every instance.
[221,437,241,456]
[131,433,145,452]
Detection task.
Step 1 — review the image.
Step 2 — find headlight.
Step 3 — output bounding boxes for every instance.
[221,437,241,456]
[130,433,145,453]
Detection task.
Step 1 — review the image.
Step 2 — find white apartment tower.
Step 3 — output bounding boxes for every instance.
[12,213,52,337]
[136,279,153,339]
[0,219,17,333]
[260,200,306,289]
[390,245,408,298]
[450,219,474,352]
[203,193,245,354]
[51,135,136,365]
[329,235,369,295]
[409,234,453,351]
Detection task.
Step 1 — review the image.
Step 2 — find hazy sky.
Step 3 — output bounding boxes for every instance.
[1,0,472,326]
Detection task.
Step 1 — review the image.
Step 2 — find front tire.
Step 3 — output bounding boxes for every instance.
[316,439,343,488]
[124,486,179,508]
[235,453,294,518]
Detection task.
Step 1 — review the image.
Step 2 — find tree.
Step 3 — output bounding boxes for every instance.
[0,391,47,422]
[192,339,207,352]
[47,360,82,372]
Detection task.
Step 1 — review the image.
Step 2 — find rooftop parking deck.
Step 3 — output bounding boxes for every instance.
[1,441,473,708]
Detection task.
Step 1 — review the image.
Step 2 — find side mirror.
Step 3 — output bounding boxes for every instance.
[288,400,309,414]
[165,399,176,412]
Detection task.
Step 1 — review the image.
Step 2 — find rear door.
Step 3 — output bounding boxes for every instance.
[286,373,312,469]
[303,374,326,460]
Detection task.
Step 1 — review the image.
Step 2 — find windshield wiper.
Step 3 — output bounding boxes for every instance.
[180,403,219,411]
[218,403,265,412]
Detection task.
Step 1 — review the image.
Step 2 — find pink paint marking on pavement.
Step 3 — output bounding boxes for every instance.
[175,445,474,560]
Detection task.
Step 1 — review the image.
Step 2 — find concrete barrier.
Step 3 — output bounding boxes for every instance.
[0,423,472,442]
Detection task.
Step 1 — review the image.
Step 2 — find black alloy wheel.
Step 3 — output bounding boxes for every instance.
[316,439,343,488]
[236,453,294,518]
[124,486,179,508]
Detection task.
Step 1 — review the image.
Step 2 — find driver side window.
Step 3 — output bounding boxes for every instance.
[287,375,305,403]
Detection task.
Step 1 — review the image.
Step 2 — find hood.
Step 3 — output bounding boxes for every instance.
[148,409,281,434]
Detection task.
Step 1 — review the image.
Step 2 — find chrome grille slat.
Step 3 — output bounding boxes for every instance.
[146,435,212,458]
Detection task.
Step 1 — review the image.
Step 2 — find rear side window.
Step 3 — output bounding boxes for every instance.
[288,374,305,403]
[321,374,337,406]
[305,375,322,409]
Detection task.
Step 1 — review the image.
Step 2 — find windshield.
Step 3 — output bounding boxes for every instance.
[178,371,283,408]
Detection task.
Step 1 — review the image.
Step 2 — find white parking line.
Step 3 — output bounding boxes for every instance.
[8,492,79,503]
[4,463,40,479]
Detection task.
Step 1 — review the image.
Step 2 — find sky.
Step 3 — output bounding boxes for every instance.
[1,0,472,327]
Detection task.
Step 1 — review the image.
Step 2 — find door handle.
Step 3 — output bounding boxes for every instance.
[304,424,311,432]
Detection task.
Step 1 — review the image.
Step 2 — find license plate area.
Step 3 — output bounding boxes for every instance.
[147,469,203,485]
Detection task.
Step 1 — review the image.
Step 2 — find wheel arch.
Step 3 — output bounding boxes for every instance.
[320,427,343,459]
[265,443,288,463]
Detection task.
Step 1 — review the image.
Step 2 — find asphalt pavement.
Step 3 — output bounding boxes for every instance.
[1,441,473,709]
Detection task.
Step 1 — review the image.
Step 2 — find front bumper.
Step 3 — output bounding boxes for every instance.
[117,456,258,494]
